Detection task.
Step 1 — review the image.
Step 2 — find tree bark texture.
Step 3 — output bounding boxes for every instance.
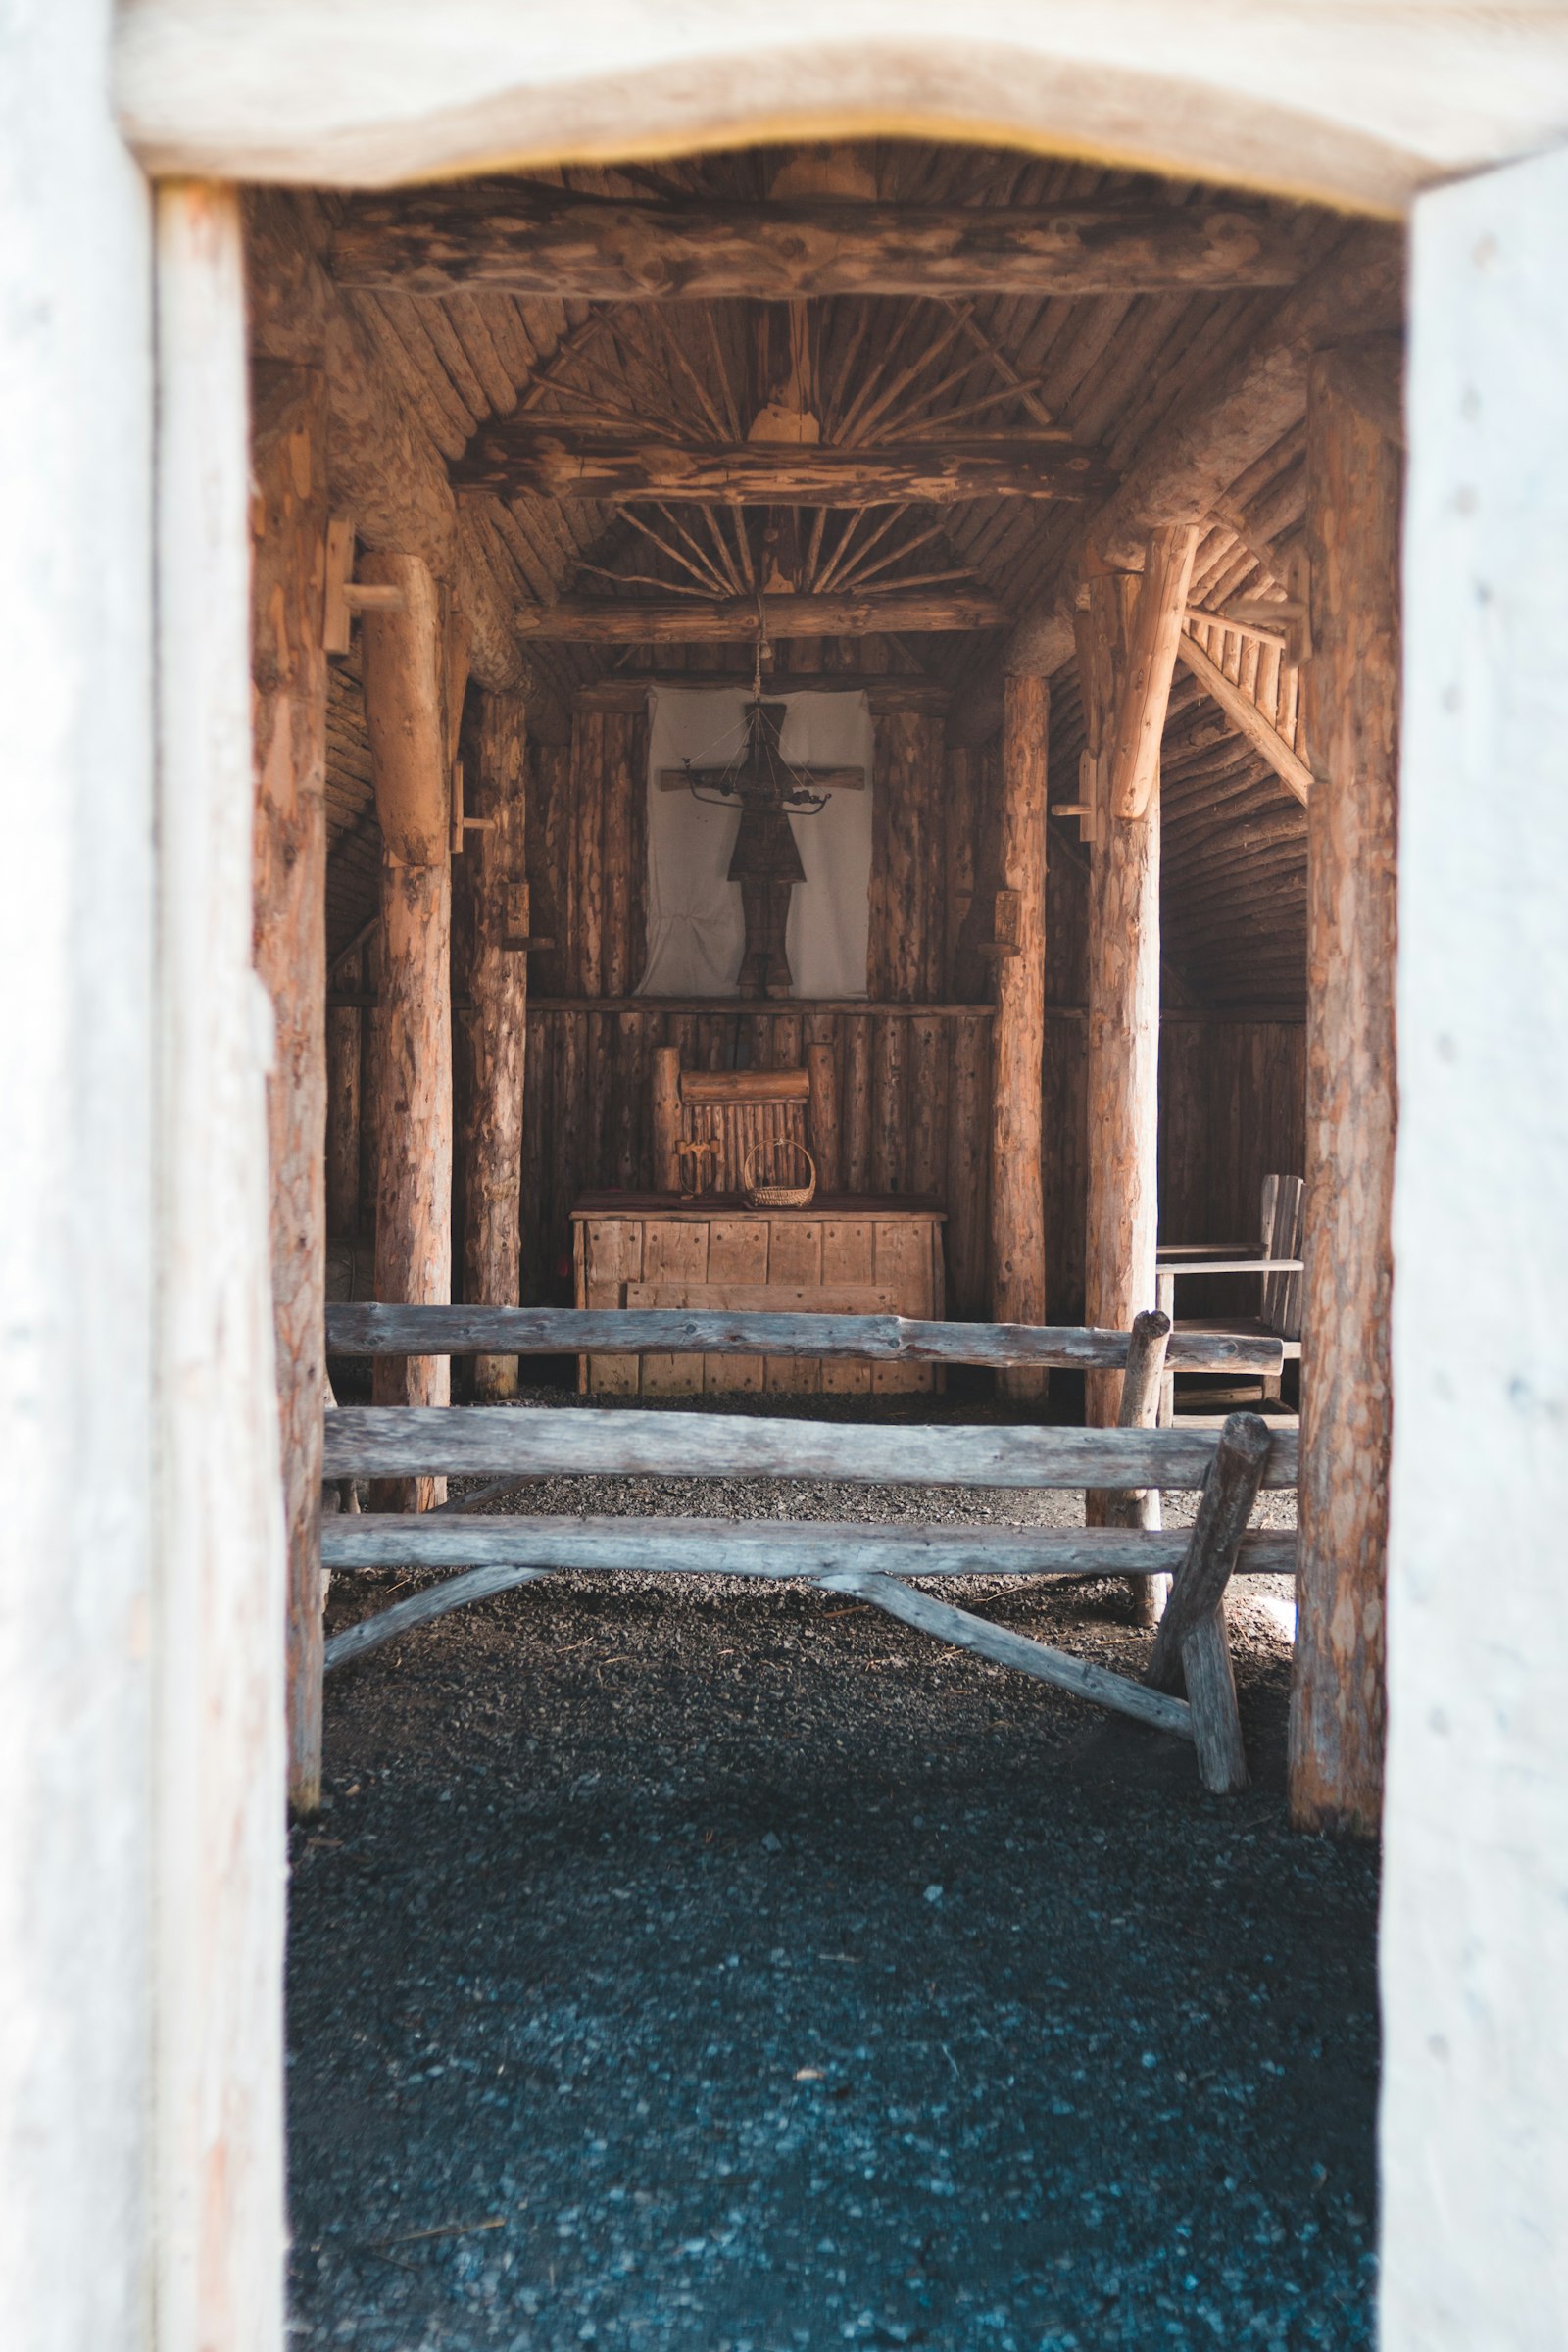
[456,690,529,1400]
[249,360,328,1810]
[989,672,1050,1397]
[870,707,947,1003]
[1077,575,1162,1437]
[1289,353,1400,1837]
[331,187,1310,305]
[361,562,454,1508]
[370,860,453,1510]
[358,551,449,864]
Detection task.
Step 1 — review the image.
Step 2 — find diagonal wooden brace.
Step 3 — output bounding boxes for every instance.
[1146,1410,1274,1792]
[818,1568,1193,1740]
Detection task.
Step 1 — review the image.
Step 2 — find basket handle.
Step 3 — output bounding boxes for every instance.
[741,1138,816,1190]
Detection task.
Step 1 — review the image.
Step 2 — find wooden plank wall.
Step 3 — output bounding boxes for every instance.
[514,1004,1303,1328]
[521,1003,994,1316]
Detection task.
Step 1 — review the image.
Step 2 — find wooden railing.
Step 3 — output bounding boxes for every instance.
[322,1306,1291,1794]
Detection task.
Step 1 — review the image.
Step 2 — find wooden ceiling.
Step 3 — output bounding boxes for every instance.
[291,138,1387,1014]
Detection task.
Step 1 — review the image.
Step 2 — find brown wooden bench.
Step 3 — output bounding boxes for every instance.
[321,1305,1294,1795]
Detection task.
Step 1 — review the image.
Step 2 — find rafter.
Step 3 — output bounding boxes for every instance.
[329,188,1310,303]
[513,589,1005,643]
[455,428,1111,505]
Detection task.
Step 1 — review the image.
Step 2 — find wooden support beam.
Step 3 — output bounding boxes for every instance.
[246,190,526,694]
[952,226,1403,744]
[1175,627,1313,804]
[1102,1309,1172,1627]
[1289,349,1400,1837]
[456,427,1111,505]
[821,1569,1195,1738]
[329,188,1309,303]
[360,551,453,1509]
[455,690,528,1400]
[249,360,329,1812]
[1078,577,1161,1607]
[514,590,1004,643]
[1107,524,1201,819]
[575,670,952,711]
[989,672,1050,1397]
[359,553,449,861]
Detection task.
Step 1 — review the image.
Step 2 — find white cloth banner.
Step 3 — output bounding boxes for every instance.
[639,688,873,999]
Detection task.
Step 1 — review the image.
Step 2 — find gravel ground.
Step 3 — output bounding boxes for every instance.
[290,1384,1378,2352]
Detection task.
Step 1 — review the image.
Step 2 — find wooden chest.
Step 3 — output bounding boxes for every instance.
[569,1192,946,1396]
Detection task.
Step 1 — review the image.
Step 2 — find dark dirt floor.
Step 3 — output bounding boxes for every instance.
[288,1386,1379,2352]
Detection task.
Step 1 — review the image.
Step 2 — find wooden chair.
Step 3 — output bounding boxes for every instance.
[1157,1173,1304,1414]
[651,1042,840,1198]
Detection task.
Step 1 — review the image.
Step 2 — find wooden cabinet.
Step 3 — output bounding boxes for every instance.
[570,1192,946,1396]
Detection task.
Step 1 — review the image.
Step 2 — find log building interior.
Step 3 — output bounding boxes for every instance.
[248,138,1400,1833]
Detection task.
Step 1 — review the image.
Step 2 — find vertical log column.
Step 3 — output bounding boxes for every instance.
[360,552,453,1512]
[989,671,1050,1398]
[456,690,529,1399]
[1077,529,1198,1618]
[1289,352,1400,1836]
[250,362,328,1809]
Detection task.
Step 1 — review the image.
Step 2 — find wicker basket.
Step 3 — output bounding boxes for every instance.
[741,1138,817,1210]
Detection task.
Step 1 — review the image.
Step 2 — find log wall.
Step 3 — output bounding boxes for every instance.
[525,705,649,999]
[514,1004,1302,1334]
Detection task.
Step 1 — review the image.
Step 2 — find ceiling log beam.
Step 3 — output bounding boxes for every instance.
[455,430,1112,506]
[329,189,1310,303]
[514,591,1004,643]
[950,225,1403,742]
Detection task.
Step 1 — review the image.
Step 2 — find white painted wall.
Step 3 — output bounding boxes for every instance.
[112,0,1568,212]
[0,27,289,2352]
[154,180,289,2352]
[0,6,157,2347]
[1382,144,1568,2349]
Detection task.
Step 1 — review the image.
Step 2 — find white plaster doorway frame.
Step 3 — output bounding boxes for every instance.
[7,6,1568,2348]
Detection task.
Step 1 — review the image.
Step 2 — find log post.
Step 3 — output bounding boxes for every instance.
[456,689,528,1401]
[1288,352,1400,1836]
[250,361,328,1810]
[1106,523,1200,819]
[1100,1307,1172,1624]
[1077,548,1188,1625]
[989,670,1049,1396]
[360,551,452,1510]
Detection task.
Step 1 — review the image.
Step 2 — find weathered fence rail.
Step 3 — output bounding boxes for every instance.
[326,1301,1284,1373]
[323,1404,1298,1490]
